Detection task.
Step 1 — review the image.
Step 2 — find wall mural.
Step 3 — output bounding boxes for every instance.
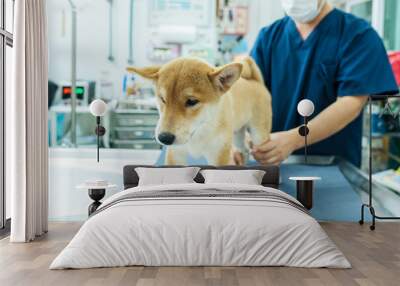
[46,0,400,223]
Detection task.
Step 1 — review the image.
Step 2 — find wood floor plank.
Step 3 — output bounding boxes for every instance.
[0,222,399,286]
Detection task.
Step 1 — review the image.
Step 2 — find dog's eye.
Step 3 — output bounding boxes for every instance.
[185,99,199,107]
[159,97,166,104]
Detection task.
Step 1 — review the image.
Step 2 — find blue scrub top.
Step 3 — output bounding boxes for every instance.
[251,8,398,167]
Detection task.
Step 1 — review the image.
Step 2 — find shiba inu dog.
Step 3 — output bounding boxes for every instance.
[127,57,272,166]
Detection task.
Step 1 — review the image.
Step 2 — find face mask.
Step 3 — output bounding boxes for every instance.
[281,0,325,23]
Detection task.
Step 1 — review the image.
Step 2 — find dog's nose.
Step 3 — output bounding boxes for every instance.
[158,132,176,145]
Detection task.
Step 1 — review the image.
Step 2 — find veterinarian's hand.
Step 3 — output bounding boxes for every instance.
[251,130,302,165]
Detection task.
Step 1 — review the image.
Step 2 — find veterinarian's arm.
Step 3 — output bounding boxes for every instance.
[252,95,368,165]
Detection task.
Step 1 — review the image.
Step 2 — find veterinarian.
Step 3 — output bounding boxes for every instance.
[250,0,398,167]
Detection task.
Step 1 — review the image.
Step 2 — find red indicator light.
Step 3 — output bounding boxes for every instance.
[63,86,84,95]
[63,87,72,94]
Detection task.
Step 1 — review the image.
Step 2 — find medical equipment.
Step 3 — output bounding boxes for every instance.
[157,25,197,44]
[389,51,400,86]
[149,0,212,27]
[220,6,248,35]
[123,74,138,97]
[147,42,181,62]
[216,0,250,64]
[56,80,95,106]
[360,94,400,231]
[147,25,196,62]
[98,71,115,101]
[110,109,160,150]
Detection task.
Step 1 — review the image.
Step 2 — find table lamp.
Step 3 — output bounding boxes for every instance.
[89,99,107,162]
[297,99,314,164]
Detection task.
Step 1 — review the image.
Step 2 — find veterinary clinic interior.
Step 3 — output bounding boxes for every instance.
[2,0,399,224]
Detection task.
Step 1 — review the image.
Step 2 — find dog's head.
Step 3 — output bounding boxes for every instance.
[127,58,242,146]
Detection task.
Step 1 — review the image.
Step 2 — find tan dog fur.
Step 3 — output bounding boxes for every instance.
[127,57,272,166]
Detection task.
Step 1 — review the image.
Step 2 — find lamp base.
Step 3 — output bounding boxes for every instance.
[296,180,314,210]
[88,188,106,216]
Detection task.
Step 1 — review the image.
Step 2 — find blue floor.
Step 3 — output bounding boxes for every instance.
[155,149,363,222]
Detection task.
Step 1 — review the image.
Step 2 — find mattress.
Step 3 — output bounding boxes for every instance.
[50,183,350,269]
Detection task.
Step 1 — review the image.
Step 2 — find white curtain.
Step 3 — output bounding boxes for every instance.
[9,0,48,242]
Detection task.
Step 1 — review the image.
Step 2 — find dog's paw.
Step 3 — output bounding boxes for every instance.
[233,151,244,165]
[233,149,249,166]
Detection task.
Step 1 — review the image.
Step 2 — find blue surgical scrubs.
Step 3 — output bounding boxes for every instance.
[251,8,399,166]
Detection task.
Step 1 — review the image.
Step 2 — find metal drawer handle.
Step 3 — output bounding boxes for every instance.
[134,131,144,136]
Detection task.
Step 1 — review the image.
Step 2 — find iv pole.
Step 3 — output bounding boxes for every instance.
[127,0,134,64]
[66,0,111,146]
[107,0,114,62]
[67,0,77,147]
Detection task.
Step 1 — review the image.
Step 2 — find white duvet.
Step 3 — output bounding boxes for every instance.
[50,183,350,269]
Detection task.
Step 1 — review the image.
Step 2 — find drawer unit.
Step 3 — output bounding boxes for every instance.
[114,112,159,127]
[111,139,161,150]
[110,109,160,150]
[114,127,155,140]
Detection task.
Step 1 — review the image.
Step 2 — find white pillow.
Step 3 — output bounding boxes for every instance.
[135,167,200,186]
[200,169,266,185]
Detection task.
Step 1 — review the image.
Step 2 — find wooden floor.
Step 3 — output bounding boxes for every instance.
[0,222,399,286]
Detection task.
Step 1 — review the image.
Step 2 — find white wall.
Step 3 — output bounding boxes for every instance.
[47,0,154,98]
[246,0,284,49]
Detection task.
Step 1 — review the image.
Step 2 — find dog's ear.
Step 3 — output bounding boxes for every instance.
[126,66,161,80]
[209,63,243,92]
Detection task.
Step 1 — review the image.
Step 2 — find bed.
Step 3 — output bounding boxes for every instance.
[50,165,350,269]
